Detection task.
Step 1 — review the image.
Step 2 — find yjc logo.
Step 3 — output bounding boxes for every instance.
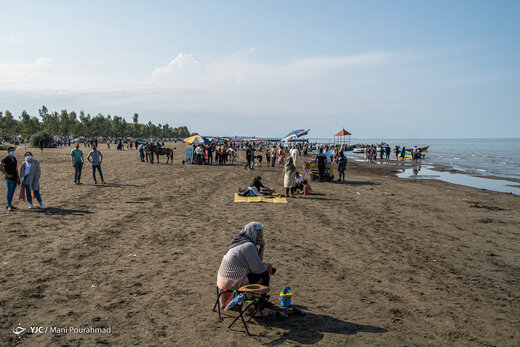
[12,323,26,338]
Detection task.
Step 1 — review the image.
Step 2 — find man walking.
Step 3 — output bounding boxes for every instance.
[316,148,327,182]
[87,143,105,184]
[71,143,84,184]
[244,144,254,170]
[0,147,20,211]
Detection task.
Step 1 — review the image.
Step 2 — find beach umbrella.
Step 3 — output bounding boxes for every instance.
[184,135,211,145]
[281,129,310,142]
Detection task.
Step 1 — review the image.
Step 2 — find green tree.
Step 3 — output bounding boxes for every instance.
[3,105,189,140]
[2,110,18,138]
[30,130,53,147]
[19,110,39,136]
[43,111,60,135]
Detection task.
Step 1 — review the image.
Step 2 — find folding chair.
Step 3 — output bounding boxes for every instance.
[212,286,270,336]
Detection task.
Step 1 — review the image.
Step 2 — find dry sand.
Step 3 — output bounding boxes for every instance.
[1,144,519,346]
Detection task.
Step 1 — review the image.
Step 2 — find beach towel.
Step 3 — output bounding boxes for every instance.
[234,193,287,203]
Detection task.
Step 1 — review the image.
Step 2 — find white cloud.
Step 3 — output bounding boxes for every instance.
[0,57,54,89]
[0,37,20,43]
[152,53,200,77]
[0,49,408,131]
[150,49,396,92]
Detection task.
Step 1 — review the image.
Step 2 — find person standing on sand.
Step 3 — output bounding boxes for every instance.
[316,148,326,182]
[1,147,20,211]
[139,144,145,162]
[19,151,47,209]
[401,146,406,161]
[87,143,105,184]
[195,145,202,165]
[386,144,391,160]
[71,143,84,184]
[337,151,347,182]
[324,145,333,164]
[270,146,277,167]
[39,139,44,153]
[277,145,286,167]
[283,155,296,197]
[244,144,253,170]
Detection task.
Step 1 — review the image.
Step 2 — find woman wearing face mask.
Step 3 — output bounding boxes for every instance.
[19,152,47,209]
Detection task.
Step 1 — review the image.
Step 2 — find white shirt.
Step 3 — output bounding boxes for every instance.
[195,147,202,154]
[24,162,32,177]
[324,150,333,163]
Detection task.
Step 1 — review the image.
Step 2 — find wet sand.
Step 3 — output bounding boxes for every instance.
[1,144,519,346]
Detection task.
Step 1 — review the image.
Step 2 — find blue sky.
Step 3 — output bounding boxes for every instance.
[0,0,519,138]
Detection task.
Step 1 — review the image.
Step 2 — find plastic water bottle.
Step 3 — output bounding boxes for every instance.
[224,293,246,311]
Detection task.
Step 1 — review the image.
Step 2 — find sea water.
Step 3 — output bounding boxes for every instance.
[396,166,520,195]
[309,138,520,181]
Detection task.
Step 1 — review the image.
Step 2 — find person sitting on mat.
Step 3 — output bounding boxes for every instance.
[217,222,275,310]
[251,176,274,195]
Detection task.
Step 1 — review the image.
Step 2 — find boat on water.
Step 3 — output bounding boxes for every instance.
[397,146,430,159]
[352,145,430,157]
[397,145,430,154]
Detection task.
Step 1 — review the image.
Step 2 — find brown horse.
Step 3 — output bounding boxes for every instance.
[145,144,174,164]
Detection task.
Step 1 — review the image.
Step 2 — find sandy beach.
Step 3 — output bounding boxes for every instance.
[1,144,519,346]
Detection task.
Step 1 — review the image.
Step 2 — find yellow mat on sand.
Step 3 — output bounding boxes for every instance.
[234,193,288,203]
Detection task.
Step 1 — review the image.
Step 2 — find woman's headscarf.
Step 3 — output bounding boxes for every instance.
[252,176,261,186]
[284,156,296,175]
[290,148,298,165]
[227,222,263,252]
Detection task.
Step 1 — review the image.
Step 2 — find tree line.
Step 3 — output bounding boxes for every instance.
[0,106,191,140]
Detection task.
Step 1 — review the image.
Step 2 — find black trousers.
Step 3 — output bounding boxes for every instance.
[74,162,83,183]
[247,271,270,286]
[318,165,325,180]
[244,156,252,169]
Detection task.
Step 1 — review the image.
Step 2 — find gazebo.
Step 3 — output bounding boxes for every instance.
[334,128,352,147]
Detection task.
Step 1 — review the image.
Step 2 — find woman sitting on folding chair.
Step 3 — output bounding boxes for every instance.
[217,222,274,311]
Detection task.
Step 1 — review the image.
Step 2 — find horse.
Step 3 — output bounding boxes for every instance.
[145,144,174,164]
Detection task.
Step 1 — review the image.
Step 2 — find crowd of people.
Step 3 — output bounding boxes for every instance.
[1,138,352,211]
[362,143,424,163]
[191,143,238,166]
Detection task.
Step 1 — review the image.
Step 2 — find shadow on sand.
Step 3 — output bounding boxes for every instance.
[91,183,141,188]
[41,207,93,216]
[344,180,381,186]
[261,309,387,345]
[302,196,342,202]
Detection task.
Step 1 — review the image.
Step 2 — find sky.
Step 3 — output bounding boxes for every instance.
[0,0,519,138]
